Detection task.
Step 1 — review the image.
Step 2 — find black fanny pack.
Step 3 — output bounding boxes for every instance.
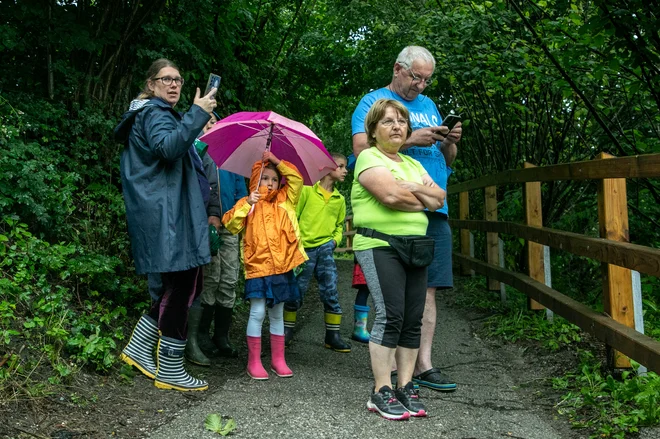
[357,227,435,268]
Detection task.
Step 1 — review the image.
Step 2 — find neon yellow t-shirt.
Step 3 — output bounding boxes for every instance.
[317,185,333,203]
[351,147,429,251]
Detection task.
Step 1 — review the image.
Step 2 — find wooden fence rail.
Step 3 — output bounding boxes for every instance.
[337,152,660,372]
[447,153,660,194]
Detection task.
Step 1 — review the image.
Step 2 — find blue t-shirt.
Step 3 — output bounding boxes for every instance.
[351,87,452,215]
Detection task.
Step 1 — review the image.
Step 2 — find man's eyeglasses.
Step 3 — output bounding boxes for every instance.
[153,76,185,86]
[380,118,408,127]
[407,69,433,86]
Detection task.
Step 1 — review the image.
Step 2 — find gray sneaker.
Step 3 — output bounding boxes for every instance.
[395,381,428,417]
[366,386,411,421]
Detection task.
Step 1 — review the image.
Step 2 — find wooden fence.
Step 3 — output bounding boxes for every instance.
[336,153,660,373]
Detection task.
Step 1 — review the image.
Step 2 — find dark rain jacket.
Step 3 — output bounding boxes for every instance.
[115,97,212,274]
[203,153,222,219]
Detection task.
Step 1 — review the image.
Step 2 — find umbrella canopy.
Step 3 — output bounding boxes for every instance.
[201,111,337,185]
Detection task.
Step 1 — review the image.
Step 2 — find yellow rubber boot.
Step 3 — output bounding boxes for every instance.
[283,309,297,347]
[324,312,351,353]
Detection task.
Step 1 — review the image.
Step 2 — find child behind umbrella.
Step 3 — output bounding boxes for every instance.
[222,151,307,379]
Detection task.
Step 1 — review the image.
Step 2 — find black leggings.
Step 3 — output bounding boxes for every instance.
[148,267,203,339]
[355,247,427,349]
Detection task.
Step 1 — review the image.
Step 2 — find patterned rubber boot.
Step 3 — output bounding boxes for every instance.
[270,334,293,377]
[351,305,371,343]
[246,336,269,380]
[283,309,297,347]
[154,336,208,391]
[324,312,351,353]
[120,315,159,379]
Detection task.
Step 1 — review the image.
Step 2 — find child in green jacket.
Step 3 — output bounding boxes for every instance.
[284,152,351,352]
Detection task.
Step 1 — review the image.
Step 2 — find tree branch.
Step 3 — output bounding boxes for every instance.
[510,0,628,157]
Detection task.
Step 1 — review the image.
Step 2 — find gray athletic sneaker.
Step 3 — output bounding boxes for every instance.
[395,381,428,417]
[366,386,411,421]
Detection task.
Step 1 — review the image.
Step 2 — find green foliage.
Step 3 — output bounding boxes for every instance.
[454,276,505,312]
[458,278,583,351]
[204,414,237,436]
[554,352,660,438]
[0,217,136,378]
[485,309,582,351]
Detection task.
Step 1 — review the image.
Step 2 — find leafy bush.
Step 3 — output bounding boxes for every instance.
[0,217,142,374]
[554,351,660,438]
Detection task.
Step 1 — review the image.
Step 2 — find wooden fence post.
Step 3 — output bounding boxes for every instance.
[345,216,353,250]
[524,162,545,310]
[459,192,472,275]
[485,186,500,290]
[597,152,634,369]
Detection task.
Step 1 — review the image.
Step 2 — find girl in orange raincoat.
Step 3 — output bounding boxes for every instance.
[222,151,307,379]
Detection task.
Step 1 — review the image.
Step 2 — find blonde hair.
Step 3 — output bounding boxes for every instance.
[364,99,412,147]
[137,58,180,99]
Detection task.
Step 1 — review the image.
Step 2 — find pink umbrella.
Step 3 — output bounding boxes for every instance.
[201,111,337,185]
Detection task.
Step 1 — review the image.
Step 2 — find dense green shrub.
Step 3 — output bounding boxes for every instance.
[0,217,144,377]
[0,96,148,392]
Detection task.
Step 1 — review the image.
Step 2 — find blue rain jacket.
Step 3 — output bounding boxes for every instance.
[115,97,211,274]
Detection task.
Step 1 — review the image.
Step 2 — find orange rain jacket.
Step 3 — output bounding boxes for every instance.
[222,160,308,279]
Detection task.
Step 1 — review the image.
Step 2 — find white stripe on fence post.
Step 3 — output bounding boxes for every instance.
[632,270,648,375]
[469,232,475,276]
[544,245,554,322]
[498,238,506,303]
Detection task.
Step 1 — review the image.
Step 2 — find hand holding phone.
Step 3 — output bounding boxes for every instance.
[205,73,221,97]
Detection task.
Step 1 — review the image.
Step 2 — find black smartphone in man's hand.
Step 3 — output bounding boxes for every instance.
[440,114,461,131]
[205,73,221,96]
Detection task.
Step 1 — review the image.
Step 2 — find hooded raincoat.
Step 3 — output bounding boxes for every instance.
[222,160,308,279]
[115,97,211,274]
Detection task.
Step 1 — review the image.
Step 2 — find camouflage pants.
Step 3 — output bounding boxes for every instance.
[287,240,341,313]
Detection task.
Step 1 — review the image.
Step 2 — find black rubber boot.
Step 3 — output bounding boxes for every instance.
[198,305,219,357]
[184,306,211,366]
[283,309,297,347]
[212,306,238,358]
[324,312,351,353]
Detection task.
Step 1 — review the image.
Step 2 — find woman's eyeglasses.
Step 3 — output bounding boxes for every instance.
[153,76,185,86]
[380,118,408,127]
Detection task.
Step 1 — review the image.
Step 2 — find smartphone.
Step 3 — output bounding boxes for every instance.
[204,73,221,96]
[440,114,461,131]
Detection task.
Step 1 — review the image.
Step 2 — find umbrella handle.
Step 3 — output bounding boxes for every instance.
[250,123,275,216]
[254,122,275,199]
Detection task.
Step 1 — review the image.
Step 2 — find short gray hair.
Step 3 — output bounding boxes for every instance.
[395,46,436,70]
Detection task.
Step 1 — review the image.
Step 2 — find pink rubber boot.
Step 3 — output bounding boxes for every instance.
[270,334,293,377]
[246,336,268,380]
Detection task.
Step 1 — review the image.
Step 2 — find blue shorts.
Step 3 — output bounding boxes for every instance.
[426,212,453,289]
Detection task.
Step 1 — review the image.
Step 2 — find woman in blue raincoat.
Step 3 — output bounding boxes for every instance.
[114,58,217,392]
